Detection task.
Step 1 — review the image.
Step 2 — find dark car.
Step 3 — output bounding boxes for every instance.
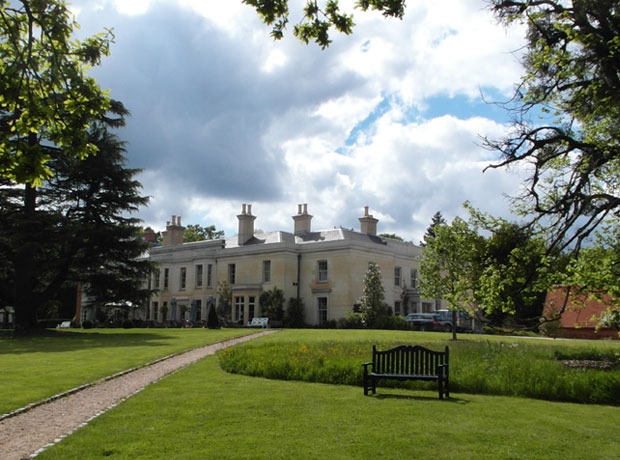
[434,309,473,332]
[404,313,441,331]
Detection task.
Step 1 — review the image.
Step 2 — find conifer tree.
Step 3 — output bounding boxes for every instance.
[358,263,388,328]
[1,105,153,330]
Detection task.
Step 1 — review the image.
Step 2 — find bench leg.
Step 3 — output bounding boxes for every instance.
[437,378,449,399]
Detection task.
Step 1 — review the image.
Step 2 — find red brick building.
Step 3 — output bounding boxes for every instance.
[543,286,619,340]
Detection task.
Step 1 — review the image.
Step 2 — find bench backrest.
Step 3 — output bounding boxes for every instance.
[249,317,268,326]
[372,345,448,376]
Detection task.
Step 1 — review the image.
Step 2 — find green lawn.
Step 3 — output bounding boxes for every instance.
[0,328,254,415]
[37,353,620,460]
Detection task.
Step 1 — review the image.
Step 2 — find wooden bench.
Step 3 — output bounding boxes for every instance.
[247,317,269,328]
[56,321,71,329]
[362,345,449,399]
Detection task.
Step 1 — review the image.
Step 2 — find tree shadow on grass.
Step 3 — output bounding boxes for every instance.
[0,330,180,355]
[374,393,470,404]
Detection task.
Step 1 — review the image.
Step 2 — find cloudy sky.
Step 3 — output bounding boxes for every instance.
[70,0,529,242]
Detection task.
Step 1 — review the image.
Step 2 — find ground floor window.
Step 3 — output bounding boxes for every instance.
[195,299,202,321]
[248,296,255,321]
[235,296,244,323]
[394,301,401,316]
[317,297,328,325]
[422,302,433,313]
[152,301,158,320]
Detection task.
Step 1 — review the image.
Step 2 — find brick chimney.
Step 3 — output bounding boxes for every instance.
[237,203,256,245]
[358,206,378,235]
[162,215,185,246]
[292,203,312,234]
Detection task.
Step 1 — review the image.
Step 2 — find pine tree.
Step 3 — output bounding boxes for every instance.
[421,212,446,247]
[1,106,153,330]
[358,263,388,328]
[206,302,220,329]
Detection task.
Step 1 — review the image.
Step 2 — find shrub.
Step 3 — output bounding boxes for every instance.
[206,305,220,329]
[336,312,364,329]
[82,320,94,329]
[285,297,305,328]
[122,319,134,329]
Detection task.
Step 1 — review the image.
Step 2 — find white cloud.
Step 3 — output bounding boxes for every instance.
[68,0,530,243]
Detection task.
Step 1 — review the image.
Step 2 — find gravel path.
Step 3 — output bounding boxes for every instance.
[0,330,277,460]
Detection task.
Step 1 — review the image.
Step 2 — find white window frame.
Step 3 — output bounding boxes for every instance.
[153,269,160,290]
[317,260,328,283]
[394,266,401,287]
[228,264,236,285]
[234,296,244,322]
[180,267,187,290]
[195,264,203,288]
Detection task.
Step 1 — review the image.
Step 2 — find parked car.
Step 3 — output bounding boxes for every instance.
[404,313,442,331]
[434,309,473,332]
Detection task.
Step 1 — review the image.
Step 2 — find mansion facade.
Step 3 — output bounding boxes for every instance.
[146,204,440,326]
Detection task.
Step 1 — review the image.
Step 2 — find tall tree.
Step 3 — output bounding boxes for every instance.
[471,215,554,330]
[259,286,285,322]
[0,112,152,330]
[420,217,485,339]
[358,263,389,328]
[484,0,620,252]
[216,281,233,322]
[0,0,118,331]
[420,211,446,247]
[183,224,224,242]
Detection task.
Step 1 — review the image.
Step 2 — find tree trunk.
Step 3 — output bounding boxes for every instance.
[13,182,39,331]
[451,309,458,340]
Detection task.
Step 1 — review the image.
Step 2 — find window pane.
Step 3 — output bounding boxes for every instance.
[196,264,203,288]
[228,264,236,284]
[263,260,271,283]
[180,267,187,289]
[318,260,328,282]
[317,297,328,325]
[394,267,401,286]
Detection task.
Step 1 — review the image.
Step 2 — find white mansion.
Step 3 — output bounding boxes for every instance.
[145,204,440,326]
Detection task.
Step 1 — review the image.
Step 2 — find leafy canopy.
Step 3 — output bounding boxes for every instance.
[0,0,113,185]
[243,0,406,48]
[183,224,224,242]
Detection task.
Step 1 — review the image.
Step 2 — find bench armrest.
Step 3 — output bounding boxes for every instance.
[362,362,373,375]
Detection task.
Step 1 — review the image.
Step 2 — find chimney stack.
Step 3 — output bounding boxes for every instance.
[293,203,313,234]
[237,203,256,245]
[162,214,185,246]
[358,206,379,235]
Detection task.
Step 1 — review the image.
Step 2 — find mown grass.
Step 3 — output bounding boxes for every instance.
[0,328,253,415]
[36,355,620,460]
[219,330,620,405]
